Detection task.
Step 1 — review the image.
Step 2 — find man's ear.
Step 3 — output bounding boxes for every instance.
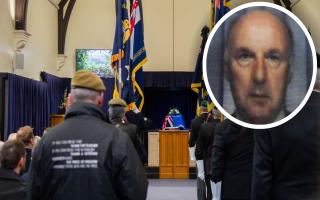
[68,94,74,105]
[66,93,72,108]
[97,92,104,106]
[17,156,26,174]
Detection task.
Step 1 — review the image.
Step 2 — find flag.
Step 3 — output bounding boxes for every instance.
[211,0,231,29]
[112,0,135,109]
[130,0,147,111]
[192,0,230,116]
[191,26,212,116]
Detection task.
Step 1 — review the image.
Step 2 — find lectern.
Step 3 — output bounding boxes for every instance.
[159,130,189,179]
[50,114,64,127]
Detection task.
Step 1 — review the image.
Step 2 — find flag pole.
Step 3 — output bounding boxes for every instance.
[118,49,122,98]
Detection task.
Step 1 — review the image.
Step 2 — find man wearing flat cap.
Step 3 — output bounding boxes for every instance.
[28,71,148,200]
[108,98,145,164]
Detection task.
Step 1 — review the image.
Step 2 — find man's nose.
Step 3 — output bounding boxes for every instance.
[253,56,267,83]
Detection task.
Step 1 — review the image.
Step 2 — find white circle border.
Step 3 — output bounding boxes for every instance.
[202,2,317,129]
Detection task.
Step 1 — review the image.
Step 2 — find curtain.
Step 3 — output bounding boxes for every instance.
[40,72,115,115]
[40,72,71,115]
[5,71,196,138]
[7,74,50,138]
[143,88,197,130]
[143,72,197,129]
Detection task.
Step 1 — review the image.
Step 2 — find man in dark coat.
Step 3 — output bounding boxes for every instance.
[252,77,320,200]
[28,71,148,200]
[108,98,146,165]
[0,140,27,200]
[189,101,209,200]
[125,110,148,150]
[211,119,254,200]
[195,109,221,200]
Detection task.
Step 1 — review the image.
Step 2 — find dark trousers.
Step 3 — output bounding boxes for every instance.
[197,177,212,200]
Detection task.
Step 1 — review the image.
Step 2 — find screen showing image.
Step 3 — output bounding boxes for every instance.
[75,49,114,78]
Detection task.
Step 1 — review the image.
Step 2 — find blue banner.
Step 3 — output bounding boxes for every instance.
[130,0,147,111]
[112,0,135,108]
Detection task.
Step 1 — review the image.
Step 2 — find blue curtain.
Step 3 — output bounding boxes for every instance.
[7,74,50,138]
[40,72,71,115]
[5,71,196,138]
[143,72,197,130]
[143,88,197,130]
[40,72,115,115]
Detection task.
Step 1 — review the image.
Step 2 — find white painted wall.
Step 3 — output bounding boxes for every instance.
[0,0,15,73]
[0,0,57,80]
[293,0,320,52]
[62,0,116,77]
[64,0,210,74]
[173,0,210,72]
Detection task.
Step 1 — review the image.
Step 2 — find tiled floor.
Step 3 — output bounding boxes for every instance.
[147,179,197,200]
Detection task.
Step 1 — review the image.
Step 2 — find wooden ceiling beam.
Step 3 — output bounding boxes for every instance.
[58,0,76,54]
[15,0,29,30]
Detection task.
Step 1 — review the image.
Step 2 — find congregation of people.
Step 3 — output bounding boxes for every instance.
[0,71,149,200]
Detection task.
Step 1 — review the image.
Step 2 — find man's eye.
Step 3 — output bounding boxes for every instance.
[239,53,251,60]
[237,53,253,66]
[266,54,280,61]
[266,53,281,68]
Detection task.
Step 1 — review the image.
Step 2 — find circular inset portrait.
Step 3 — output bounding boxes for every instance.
[203,2,317,129]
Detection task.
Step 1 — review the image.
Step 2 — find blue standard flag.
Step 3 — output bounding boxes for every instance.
[211,0,231,29]
[191,26,211,116]
[192,0,231,116]
[112,0,135,108]
[130,0,147,111]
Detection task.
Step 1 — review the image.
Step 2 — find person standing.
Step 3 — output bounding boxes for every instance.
[28,71,148,200]
[189,101,209,200]
[195,109,221,200]
[211,119,254,200]
[252,73,320,200]
[108,98,146,165]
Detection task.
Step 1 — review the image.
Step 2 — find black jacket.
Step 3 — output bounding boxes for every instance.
[117,121,147,164]
[0,168,26,200]
[118,122,140,151]
[195,119,221,160]
[189,113,208,147]
[195,119,220,177]
[252,91,320,200]
[28,102,148,200]
[211,119,254,199]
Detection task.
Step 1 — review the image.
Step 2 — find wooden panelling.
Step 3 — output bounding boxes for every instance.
[159,130,189,179]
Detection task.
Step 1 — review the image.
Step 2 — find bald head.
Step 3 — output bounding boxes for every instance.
[226,10,293,67]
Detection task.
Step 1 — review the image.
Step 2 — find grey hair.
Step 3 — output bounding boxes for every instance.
[224,7,294,70]
[212,109,221,118]
[71,88,101,103]
[108,106,126,124]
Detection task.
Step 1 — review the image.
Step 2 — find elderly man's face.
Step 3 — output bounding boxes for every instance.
[226,11,291,124]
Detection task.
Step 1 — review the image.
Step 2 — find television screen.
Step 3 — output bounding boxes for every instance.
[75,49,114,78]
